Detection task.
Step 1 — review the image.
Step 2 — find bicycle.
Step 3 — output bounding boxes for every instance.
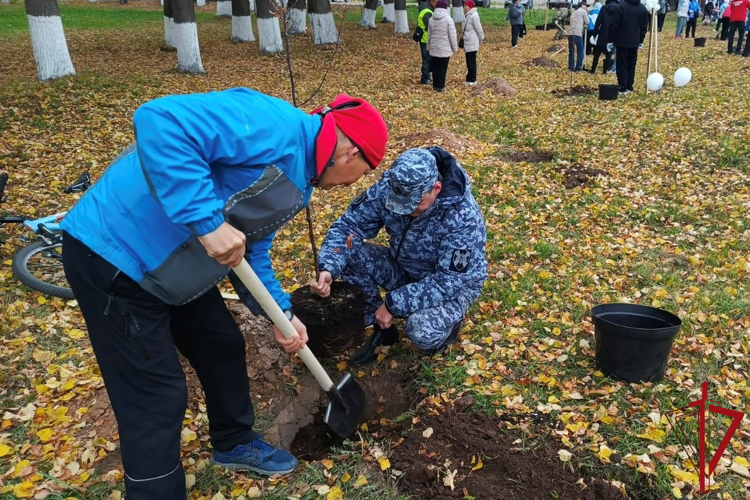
[1,171,91,300]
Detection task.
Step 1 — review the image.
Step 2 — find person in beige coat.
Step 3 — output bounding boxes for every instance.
[568,0,590,71]
[427,0,457,92]
[462,1,485,85]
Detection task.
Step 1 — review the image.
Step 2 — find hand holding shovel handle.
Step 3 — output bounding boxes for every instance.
[231,258,365,438]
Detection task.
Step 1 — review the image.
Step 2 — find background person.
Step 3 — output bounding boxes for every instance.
[427,0,458,92]
[462,0,485,86]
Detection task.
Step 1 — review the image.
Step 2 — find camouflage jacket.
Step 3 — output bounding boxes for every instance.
[318,147,488,317]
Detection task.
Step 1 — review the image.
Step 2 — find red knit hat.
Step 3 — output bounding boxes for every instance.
[464,0,475,8]
[310,94,388,181]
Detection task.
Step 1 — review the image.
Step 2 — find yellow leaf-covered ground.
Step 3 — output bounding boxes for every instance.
[1,1,749,498]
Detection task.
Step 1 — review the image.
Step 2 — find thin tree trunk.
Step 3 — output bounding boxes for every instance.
[232,0,255,40]
[25,0,75,81]
[452,0,463,22]
[164,0,176,48]
[308,0,338,44]
[256,0,283,53]
[394,0,408,33]
[382,0,394,22]
[288,0,307,34]
[172,0,205,73]
[359,0,377,27]
[217,0,232,17]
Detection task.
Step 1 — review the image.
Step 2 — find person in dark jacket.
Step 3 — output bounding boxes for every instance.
[417,0,437,84]
[590,0,620,73]
[611,0,649,93]
[509,0,526,48]
[312,148,488,366]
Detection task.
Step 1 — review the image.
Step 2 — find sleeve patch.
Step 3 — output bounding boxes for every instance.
[449,249,471,273]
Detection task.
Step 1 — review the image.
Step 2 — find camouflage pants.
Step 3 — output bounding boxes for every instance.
[341,243,471,350]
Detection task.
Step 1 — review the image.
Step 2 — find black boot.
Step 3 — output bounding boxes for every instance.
[426,320,463,356]
[350,325,399,367]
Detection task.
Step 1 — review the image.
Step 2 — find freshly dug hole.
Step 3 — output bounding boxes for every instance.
[291,282,365,358]
[289,362,422,460]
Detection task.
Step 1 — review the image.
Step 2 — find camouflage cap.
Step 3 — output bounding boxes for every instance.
[385,149,439,215]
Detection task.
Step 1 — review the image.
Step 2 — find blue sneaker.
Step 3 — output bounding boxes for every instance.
[211,438,298,476]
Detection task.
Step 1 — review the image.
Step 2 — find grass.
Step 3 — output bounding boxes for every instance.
[0,1,217,38]
[0,0,550,39]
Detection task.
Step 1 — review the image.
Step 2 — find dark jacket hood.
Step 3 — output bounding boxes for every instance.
[427,147,468,204]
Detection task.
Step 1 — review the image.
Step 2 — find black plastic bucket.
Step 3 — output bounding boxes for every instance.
[592,303,682,383]
[694,37,706,47]
[599,84,619,101]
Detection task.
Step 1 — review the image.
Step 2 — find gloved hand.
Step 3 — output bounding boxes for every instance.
[607,43,614,52]
[638,43,644,49]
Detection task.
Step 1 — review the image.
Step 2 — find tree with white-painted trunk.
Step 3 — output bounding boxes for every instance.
[451,0,463,22]
[217,0,232,17]
[197,0,205,7]
[287,0,306,34]
[308,0,338,45]
[172,0,204,73]
[25,0,75,81]
[257,0,283,53]
[394,0,408,33]
[382,0,394,22]
[232,0,255,41]
[163,0,176,49]
[359,0,377,27]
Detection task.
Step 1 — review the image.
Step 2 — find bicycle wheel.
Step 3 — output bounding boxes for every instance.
[12,240,75,300]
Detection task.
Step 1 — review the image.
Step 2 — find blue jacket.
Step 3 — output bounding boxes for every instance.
[62,88,321,312]
[318,148,487,317]
[688,0,701,18]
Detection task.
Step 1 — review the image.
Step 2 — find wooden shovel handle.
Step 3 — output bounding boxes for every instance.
[232,258,335,392]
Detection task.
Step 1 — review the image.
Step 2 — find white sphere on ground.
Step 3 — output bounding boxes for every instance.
[674,67,692,87]
[647,72,664,91]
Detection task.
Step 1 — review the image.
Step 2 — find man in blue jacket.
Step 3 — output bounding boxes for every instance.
[311,148,487,366]
[61,88,388,500]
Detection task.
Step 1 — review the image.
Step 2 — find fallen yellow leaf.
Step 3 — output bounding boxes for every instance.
[321,459,334,470]
[326,486,343,500]
[378,457,391,470]
[36,428,54,443]
[0,443,11,457]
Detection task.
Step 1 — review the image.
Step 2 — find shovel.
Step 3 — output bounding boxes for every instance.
[232,258,366,439]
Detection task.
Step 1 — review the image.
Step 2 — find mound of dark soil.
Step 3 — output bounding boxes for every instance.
[552,85,598,97]
[524,57,560,68]
[389,411,630,500]
[399,128,477,154]
[546,44,565,52]
[556,162,607,188]
[503,149,554,163]
[471,77,517,97]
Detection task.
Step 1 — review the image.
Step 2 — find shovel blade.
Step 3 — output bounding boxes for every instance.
[324,373,366,438]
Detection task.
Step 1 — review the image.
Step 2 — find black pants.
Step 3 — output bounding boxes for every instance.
[63,232,257,500]
[511,24,521,46]
[727,21,746,53]
[615,46,638,91]
[686,18,697,37]
[419,42,431,83]
[720,18,730,40]
[590,45,612,73]
[465,50,477,82]
[431,56,450,90]
[657,12,666,31]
